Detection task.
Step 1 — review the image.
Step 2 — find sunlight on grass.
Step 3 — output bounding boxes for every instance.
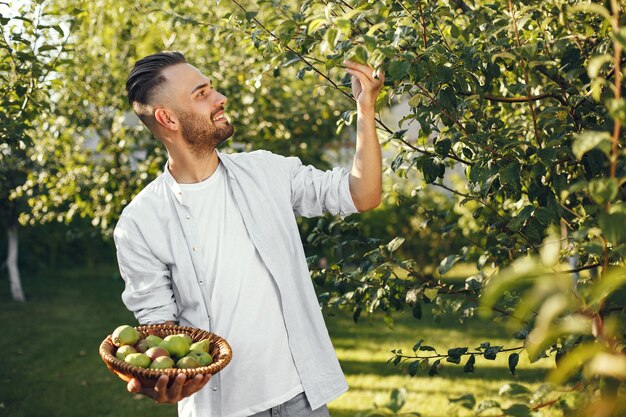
[326,308,557,417]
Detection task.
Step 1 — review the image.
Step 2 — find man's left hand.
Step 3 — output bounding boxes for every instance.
[344,61,385,113]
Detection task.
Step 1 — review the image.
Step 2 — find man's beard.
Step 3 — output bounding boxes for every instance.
[178,108,234,159]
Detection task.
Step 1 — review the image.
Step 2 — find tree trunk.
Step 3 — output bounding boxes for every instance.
[6,223,25,301]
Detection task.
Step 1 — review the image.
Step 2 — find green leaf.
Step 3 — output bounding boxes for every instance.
[38,45,58,52]
[484,345,502,360]
[438,86,457,111]
[503,404,532,417]
[335,17,351,36]
[245,11,258,21]
[387,388,406,413]
[438,254,462,275]
[588,178,618,205]
[449,393,476,409]
[423,287,439,302]
[387,236,405,253]
[428,359,441,376]
[599,209,626,245]
[587,54,612,79]
[572,131,612,160]
[463,354,476,373]
[412,339,424,352]
[419,345,436,352]
[408,94,422,107]
[548,342,604,384]
[408,360,420,377]
[569,3,612,22]
[446,355,461,364]
[508,352,519,375]
[448,347,469,357]
[498,383,531,397]
[389,60,410,80]
[587,267,626,307]
[307,18,326,35]
[434,138,451,158]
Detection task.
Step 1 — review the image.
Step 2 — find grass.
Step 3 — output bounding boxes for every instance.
[0,265,557,417]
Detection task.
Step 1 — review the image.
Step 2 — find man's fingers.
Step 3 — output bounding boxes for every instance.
[153,375,170,402]
[346,68,370,89]
[344,60,377,83]
[167,373,187,400]
[127,377,142,393]
[181,374,205,397]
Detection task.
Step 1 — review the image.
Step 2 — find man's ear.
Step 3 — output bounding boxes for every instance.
[154,108,179,131]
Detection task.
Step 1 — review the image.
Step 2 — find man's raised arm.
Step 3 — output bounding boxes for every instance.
[344,60,385,212]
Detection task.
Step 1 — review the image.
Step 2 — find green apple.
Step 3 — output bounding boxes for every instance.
[149,356,175,370]
[189,339,210,354]
[112,325,140,347]
[145,347,170,361]
[134,338,150,353]
[188,351,213,366]
[145,335,163,348]
[164,333,193,346]
[176,356,201,369]
[124,353,151,368]
[160,335,190,359]
[178,333,193,345]
[115,345,137,361]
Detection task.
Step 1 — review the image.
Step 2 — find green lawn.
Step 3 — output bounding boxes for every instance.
[0,265,556,417]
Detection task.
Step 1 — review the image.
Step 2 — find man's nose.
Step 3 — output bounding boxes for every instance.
[215,91,227,107]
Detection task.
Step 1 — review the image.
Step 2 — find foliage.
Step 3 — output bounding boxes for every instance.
[10,0,353,237]
[211,0,626,415]
[5,0,626,415]
[0,1,70,230]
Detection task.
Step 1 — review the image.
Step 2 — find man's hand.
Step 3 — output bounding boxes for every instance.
[127,373,212,404]
[344,60,385,113]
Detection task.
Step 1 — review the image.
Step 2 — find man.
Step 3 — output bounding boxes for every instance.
[114,51,384,417]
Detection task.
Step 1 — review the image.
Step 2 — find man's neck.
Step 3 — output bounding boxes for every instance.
[167,148,220,184]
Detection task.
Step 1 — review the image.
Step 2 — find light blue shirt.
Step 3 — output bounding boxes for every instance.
[113,149,359,416]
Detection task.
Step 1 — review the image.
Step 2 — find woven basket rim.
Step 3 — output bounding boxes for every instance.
[99,323,232,383]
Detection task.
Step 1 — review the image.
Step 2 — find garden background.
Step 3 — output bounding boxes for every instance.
[1,1,625,416]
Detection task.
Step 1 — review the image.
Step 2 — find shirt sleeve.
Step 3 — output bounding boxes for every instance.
[113,214,179,325]
[280,154,359,218]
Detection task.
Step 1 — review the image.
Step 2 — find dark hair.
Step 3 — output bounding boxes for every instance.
[126,51,187,105]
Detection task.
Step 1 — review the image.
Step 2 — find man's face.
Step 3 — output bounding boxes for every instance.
[160,63,234,158]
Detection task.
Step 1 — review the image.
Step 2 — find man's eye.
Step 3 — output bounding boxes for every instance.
[197,91,205,98]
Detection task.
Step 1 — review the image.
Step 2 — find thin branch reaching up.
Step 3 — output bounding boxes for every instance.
[229,0,479,166]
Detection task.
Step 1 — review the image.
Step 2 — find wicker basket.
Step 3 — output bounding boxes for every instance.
[99,323,232,388]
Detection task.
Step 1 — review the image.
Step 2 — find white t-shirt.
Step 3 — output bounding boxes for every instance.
[178,163,303,417]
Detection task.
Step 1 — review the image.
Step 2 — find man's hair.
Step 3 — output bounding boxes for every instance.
[126,51,187,106]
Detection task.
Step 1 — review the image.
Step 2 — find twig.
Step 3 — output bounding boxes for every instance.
[229,0,477,166]
[393,345,525,361]
[396,1,427,48]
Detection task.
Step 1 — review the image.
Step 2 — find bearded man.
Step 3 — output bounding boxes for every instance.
[114,51,384,417]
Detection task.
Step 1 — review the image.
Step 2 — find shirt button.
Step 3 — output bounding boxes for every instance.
[186,215,190,219]
[199,280,203,284]
[212,387,218,391]
[192,246,197,251]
